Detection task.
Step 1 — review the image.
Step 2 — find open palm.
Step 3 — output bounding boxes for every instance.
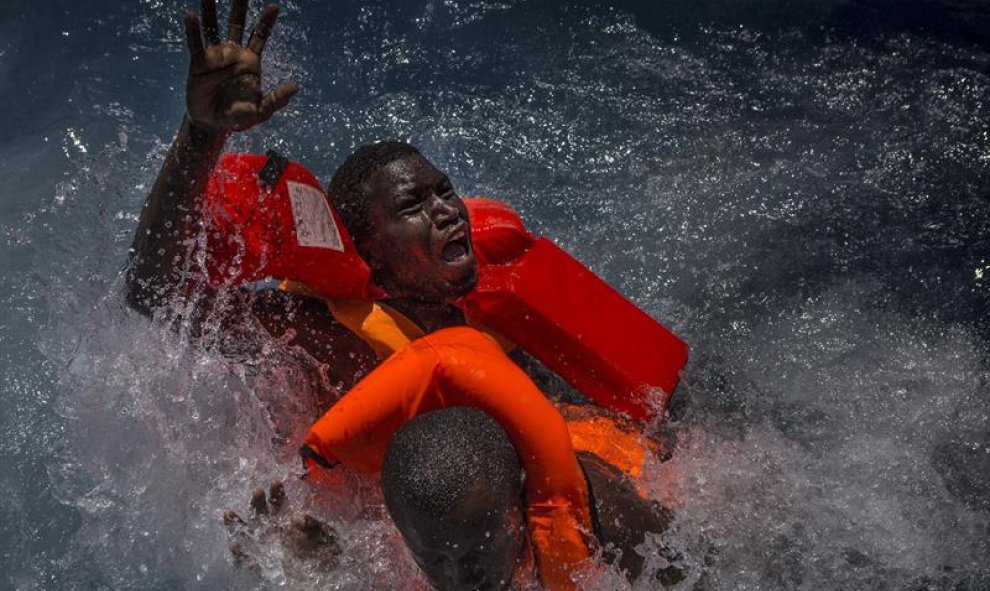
[184,0,298,132]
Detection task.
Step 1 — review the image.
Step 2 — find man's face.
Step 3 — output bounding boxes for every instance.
[403,497,527,591]
[358,154,478,301]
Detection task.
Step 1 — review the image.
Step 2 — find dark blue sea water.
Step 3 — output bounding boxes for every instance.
[1,1,988,589]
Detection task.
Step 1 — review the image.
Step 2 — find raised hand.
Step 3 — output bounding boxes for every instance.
[225,481,341,578]
[183,0,299,133]
[126,1,302,318]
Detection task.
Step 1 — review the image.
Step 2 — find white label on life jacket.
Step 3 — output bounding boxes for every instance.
[287,181,344,251]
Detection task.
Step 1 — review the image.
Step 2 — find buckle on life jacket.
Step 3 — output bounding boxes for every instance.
[258,149,290,189]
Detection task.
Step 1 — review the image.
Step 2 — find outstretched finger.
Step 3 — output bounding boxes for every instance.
[229,541,248,561]
[227,0,248,44]
[250,486,269,516]
[269,481,287,514]
[258,82,299,120]
[290,512,323,534]
[247,4,280,55]
[200,0,221,45]
[183,12,206,63]
[223,509,245,527]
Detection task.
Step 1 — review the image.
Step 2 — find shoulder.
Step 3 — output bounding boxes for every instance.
[250,289,378,390]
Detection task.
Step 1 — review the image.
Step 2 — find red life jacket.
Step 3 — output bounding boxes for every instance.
[201,152,689,421]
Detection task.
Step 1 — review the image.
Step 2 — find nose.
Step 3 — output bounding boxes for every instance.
[429,194,461,229]
[448,561,487,591]
[428,550,489,591]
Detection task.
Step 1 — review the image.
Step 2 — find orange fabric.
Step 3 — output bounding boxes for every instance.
[318,296,515,360]
[325,299,426,360]
[202,153,383,299]
[458,237,688,422]
[207,153,688,421]
[277,284,428,360]
[311,296,658,480]
[567,417,648,479]
[463,197,536,265]
[305,326,593,590]
[559,404,665,482]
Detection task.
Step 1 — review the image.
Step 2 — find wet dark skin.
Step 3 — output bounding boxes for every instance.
[128,0,297,309]
[225,481,342,578]
[126,0,359,571]
[399,490,528,591]
[127,0,484,577]
[359,156,479,332]
[390,452,681,591]
[126,0,375,377]
[127,1,674,588]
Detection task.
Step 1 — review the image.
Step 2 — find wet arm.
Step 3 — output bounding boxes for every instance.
[125,1,297,317]
[250,290,378,392]
[125,118,228,316]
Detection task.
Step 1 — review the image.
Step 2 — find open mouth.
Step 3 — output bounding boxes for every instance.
[440,233,471,263]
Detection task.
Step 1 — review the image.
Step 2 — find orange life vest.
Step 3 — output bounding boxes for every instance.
[298,298,661,588]
[303,326,594,591]
[306,294,663,486]
[201,152,689,422]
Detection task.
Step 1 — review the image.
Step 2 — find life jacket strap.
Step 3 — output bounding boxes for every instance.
[258,149,289,189]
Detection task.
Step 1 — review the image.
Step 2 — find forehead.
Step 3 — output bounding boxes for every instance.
[408,500,522,553]
[364,154,446,198]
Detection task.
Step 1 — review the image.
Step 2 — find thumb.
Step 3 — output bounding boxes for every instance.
[258,82,300,121]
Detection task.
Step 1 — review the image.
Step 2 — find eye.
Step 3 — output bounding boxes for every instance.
[396,195,424,215]
[438,179,456,199]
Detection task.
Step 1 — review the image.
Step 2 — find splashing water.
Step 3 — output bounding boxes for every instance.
[1,0,988,589]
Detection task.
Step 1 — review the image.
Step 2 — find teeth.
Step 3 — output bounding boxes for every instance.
[442,239,468,262]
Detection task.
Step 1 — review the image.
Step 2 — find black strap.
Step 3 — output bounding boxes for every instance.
[579,457,606,544]
[299,444,338,471]
[258,149,290,189]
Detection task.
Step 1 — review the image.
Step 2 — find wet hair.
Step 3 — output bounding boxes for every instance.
[327,140,421,242]
[381,407,522,523]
